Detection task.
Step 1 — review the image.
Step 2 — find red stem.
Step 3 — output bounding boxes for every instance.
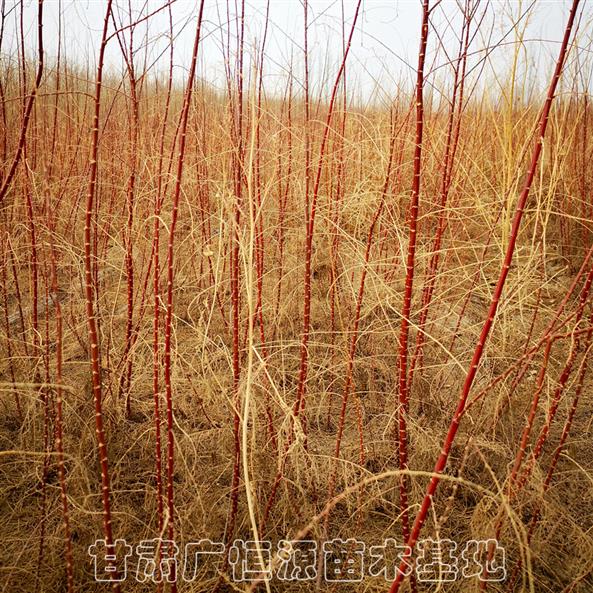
[390,2,581,589]
[395,0,429,564]
[83,1,119,589]
[162,5,206,589]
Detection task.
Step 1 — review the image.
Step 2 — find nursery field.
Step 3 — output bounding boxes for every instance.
[1,1,593,592]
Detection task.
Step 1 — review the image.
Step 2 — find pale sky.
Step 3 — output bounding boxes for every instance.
[4,1,591,105]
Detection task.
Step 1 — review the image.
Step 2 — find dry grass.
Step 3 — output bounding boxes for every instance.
[1,2,593,592]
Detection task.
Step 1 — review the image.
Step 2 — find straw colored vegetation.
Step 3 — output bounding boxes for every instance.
[1,1,593,592]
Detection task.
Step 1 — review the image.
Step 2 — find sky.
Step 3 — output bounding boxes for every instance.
[3,1,591,105]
